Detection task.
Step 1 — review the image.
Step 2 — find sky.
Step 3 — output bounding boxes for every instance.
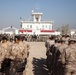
[0,0,76,30]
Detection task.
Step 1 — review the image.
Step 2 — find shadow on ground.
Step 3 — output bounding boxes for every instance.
[32,57,49,75]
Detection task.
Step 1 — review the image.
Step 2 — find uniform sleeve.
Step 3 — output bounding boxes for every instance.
[0,47,5,63]
[61,49,65,64]
[22,46,28,59]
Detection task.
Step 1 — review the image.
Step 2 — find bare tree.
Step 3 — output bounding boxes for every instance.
[61,24,70,35]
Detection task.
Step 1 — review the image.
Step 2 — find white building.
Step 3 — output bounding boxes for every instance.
[0,10,61,35]
[0,26,19,35]
[19,10,57,35]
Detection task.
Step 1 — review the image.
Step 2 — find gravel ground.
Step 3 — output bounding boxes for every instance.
[23,42,49,75]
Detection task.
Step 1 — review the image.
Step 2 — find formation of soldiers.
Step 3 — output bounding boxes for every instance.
[45,35,76,75]
[0,34,30,75]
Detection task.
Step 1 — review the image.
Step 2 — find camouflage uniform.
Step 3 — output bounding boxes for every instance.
[46,39,61,75]
[0,44,7,67]
[45,39,54,71]
[11,41,25,60]
[7,40,14,47]
[0,41,12,75]
[20,41,28,59]
[45,39,54,56]
[51,40,61,75]
[58,42,68,75]
[10,41,26,75]
[63,42,76,75]
[23,40,30,57]
[0,41,12,62]
[23,40,30,69]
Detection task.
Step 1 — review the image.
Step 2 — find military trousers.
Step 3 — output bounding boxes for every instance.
[65,65,76,75]
[10,58,25,75]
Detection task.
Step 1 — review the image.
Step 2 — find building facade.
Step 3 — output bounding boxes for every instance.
[19,10,55,35]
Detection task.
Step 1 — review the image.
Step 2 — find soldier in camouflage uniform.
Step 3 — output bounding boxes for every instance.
[57,39,68,75]
[10,35,27,75]
[50,39,61,75]
[19,36,28,59]
[0,36,12,75]
[45,36,54,56]
[23,37,30,69]
[20,36,28,65]
[63,39,76,75]
[23,37,30,58]
[45,36,55,72]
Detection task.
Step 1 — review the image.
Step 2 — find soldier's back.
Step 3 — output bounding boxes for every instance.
[59,44,68,54]
[65,46,76,64]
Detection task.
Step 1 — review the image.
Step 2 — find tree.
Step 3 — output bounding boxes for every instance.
[61,24,70,35]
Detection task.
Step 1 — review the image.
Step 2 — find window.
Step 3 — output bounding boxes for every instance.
[27,25,29,28]
[46,25,47,28]
[42,25,44,29]
[30,25,32,28]
[49,25,51,30]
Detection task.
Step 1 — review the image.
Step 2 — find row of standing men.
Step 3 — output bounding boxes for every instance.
[45,36,76,75]
[0,35,30,75]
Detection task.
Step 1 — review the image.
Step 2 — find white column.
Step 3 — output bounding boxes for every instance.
[39,16,41,22]
[34,15,35,21]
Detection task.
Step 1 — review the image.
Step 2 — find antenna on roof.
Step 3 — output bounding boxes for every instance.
[35,3,40,12]
[28,16,32,21]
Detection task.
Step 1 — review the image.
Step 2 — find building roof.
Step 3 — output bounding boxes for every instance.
[20,21,54,24]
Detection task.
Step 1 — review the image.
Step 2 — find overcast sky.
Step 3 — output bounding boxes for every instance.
[0,0,76,30]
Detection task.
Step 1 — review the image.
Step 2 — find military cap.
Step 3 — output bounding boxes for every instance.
[68,38,76,44]
[55,39,61,43]
[60,38,65,42]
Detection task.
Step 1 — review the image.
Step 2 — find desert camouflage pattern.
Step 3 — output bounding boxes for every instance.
[10,42,25,61]
[63,44,76,75]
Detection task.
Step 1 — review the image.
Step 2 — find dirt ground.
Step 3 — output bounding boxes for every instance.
[23,42,49,75]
